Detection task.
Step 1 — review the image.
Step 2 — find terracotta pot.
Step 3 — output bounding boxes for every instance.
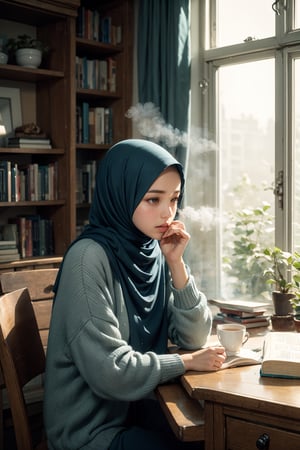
[271,314,295,332]
[294,316,300,332]
[272,291,294,316]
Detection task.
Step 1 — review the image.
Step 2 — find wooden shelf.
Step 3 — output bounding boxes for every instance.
[0,0,80,264]
[76,143,110,151]
[0,64,64,82]
[0,0,79,23]
[76,88,121,99]
[0,200,65,208]
[0,0,133,269]
[76,37,123,56]
[0,147,64,154]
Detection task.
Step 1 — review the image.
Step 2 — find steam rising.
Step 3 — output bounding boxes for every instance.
[126,102,217,153]
[126,102,220,232]
[179,206,221,231]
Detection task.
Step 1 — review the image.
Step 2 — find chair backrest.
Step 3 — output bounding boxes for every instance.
[0,269,58,348]
[0,287,47,450]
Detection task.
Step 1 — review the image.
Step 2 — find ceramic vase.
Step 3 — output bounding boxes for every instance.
[0,52,8,64]
[16,48,42,68]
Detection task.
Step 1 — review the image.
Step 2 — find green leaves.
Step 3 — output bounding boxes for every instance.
[223,202,274,297]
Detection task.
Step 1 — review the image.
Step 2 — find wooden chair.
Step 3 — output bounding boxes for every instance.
[0,287,48,450]
[156,383,205,442]
[0,268,58,349]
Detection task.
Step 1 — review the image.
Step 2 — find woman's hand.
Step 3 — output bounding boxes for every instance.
[160,220,191,289]
[181,346,227,372]
[160,220,190,264]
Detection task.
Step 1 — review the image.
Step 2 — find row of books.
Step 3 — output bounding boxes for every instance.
[76,104,113,145]
[12,215,54,258]
[76,160,97,204]
[76,7,122,44]
[0,161,58,202]
[76,56,116,92]
[210,298,271,329]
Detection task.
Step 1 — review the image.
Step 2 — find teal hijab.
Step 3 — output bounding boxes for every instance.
[58,139,185,353]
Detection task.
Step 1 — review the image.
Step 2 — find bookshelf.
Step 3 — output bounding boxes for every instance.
[0,0,133,271]
[75,0,133,234]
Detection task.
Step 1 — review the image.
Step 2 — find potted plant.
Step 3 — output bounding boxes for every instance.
[5,34,49,68]
[261,246,295,316]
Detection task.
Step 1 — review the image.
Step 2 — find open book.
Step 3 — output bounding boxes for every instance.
[260,332,300,379]
[221,348,262,369]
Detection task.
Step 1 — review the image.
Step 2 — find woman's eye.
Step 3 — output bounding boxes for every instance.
[147,197,159,204]
[171,197,180,203]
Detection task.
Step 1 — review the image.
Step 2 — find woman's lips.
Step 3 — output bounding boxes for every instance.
[156,225,169,233]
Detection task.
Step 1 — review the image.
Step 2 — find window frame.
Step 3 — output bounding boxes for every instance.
[190,0,300,297]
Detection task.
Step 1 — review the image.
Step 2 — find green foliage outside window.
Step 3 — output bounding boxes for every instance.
[222,202,274,298]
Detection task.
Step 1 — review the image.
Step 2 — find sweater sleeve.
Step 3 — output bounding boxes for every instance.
[167,273,212,349]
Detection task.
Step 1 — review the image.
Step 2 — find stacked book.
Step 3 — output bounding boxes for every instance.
[7,135,52,149]
[209,298,271,329]
[0,239,21,262]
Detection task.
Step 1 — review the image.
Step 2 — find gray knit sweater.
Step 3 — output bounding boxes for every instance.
[44,239,212,450]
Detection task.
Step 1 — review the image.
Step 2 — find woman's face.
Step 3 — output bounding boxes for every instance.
[132,167,181,240]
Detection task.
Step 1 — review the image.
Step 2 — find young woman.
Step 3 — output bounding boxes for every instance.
[44,139,226,450]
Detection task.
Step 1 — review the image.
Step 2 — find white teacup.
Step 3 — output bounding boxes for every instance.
[216,323,249,355]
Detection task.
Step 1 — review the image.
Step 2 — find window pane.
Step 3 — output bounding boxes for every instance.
[295,0,300,29]
[293,58,300,251]
[218,60,275,299]
[215,0,275,47]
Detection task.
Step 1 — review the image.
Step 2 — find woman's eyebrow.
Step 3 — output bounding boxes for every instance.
[147,189,164,194]
[147,189,181,194]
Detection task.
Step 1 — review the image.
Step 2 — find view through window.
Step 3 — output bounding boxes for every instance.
[293,57,300,251]
[218,59,275,299]
[187,0,300,301]
[216,0,274,47]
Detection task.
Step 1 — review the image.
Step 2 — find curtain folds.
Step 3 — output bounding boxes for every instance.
[137,0,190,170]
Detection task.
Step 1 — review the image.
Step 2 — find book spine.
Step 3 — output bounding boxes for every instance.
[0,161,9,201]
[99,60,108,91]
[89,107,96,144]
[107,58,116,92]
[82,102,90,144]
[18,217,26,258]
[95,107,105,144]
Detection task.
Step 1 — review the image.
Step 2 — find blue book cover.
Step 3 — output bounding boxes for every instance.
[82,102,90,144]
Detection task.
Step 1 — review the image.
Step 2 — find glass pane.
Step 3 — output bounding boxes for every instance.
[293,58,300,251]
[218,59,275,299]
[215,0,275,48]
[295,0,300,29]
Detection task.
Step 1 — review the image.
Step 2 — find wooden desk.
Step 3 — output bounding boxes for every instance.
[181,331,300,450]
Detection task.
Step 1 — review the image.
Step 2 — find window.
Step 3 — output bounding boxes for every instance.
[187,0,300,300]
[214,0,275,47]
[292,54,300,251]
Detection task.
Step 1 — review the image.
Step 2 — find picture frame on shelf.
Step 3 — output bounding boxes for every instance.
[0,87,22,146]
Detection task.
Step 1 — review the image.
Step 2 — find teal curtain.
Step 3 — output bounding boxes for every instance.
[137,0,190,169]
